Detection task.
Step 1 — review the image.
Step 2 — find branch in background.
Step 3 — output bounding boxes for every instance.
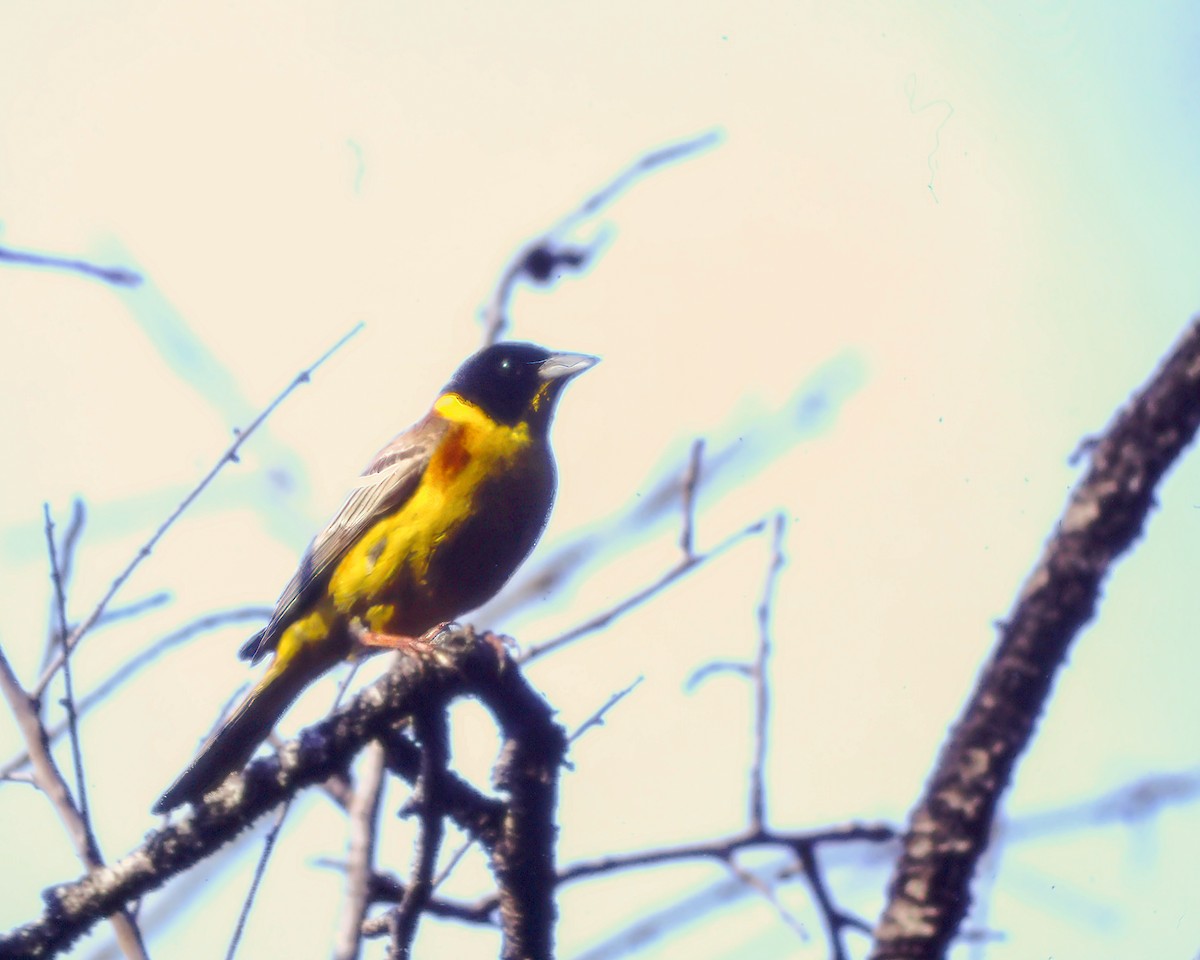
[749,513,786,831]
[485,350,863,625]
[1007,766,1200,841]
[582,509,867,960]
[869,315,1200,959]
[39,499,86,673]
[370,823,897,926]
[722,858,811,942]
[520,518,767,664]
[33,324,362,699]
[679,438,705,560]
[225,799,292,960]
[0,243,143,287]
[567,676,644,745]
[0,607,271,781]
[480,130,721,345]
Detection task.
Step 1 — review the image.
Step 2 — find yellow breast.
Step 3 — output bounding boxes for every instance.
[328,393,534,621]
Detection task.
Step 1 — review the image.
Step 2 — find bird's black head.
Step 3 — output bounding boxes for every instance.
[445,341,598,430]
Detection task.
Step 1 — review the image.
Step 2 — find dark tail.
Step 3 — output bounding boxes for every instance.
[152,655,317,814]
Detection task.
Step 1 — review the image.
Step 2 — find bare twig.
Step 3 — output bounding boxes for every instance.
[794,839,870,960]
[1008,766,1200,839]
[486,349,861,624]
[90,592,173,629]
[34,322,364,699]
[1,608,269,781]
[225,799,292,960]
[334,743,387,960]
[0,243,142,286]
[229,641,374,959]
[374,822,897,923]
[42,504,94,851]
[870,316,1200,959]
[520,519,767,664]
[750,513,786,831]
[427,674,644,906]
[679,439,705,559]
[723,857,810,941]
[567,677,644,745]
[684,660,753,690]
[40,499,86,672]
[430,834,476,892]
[480,130,721,344]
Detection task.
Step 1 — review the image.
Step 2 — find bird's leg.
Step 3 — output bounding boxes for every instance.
[350,620,459,654]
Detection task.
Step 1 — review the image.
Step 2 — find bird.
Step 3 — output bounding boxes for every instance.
[153,341,598,813]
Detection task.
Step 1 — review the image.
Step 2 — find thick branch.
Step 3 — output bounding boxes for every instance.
[0,628,556,959]
[870,316,1200,959]
[487,642,567,960]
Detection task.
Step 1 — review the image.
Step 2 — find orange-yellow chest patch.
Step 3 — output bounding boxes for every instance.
[429,425,473,484]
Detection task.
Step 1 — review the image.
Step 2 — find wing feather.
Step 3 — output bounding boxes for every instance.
[240,415,447,663]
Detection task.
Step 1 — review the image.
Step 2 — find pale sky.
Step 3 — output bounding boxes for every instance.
[1,3,1198,958]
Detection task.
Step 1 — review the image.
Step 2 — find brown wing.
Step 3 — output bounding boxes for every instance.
[239,413,449,663]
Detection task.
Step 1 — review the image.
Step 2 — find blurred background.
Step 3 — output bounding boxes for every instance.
[1,2,1198,957]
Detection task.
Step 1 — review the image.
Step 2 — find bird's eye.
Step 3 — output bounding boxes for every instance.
[497,356,517,376]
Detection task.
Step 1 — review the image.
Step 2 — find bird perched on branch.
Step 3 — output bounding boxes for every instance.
[153,341,598,813]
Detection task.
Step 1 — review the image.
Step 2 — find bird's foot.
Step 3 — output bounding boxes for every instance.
[353,621,460,654]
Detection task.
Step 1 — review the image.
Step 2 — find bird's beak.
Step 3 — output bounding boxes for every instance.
[538,352,600,381]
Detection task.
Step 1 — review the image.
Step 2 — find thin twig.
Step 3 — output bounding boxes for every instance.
[795,839,870,960]
[42,504,94,854]
[427,671,654,901]
[91,592,172,629]
[375,822,897,924]
[430,834,476,891]
[227,634,374,960]
[679,439,705,560]
[40,499,86,672]
[750,513,786,831]
[723,857,810,941]
[333,742,386,960]
[480,130,721,344]
[0,243,142,286]
[487,356,856,625]
[334,658,364,709]
[567,677,644,745]
[684,660,753,690]
[2,608,269,781]
[520,519,767,664]
[225,799,291,960]
[35,322,364,699]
